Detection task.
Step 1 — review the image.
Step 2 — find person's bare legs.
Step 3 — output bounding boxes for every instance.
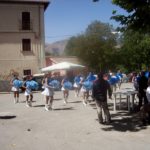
[29,94,33,107]
[83,91,88,106]
[74,88,78,97]
[15,91,19,103]
[45,96,50,111]
[13,91,19,104]
[49,96,54,110]
[63,90,69,104]
[26,95,29,107]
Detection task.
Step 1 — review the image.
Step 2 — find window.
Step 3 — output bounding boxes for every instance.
[22,12,30,30]
[23,69,31,76]
[22,39,31,51]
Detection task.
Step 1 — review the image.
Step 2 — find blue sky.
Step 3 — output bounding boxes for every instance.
[44,0,127,43]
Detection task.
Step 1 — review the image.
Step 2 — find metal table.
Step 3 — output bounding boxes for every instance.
[113,88,138,112]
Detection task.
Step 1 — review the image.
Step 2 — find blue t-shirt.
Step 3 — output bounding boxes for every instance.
[145,71,150,79]
[74,76,81,84]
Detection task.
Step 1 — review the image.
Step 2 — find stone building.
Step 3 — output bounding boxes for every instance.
[0,0,49,80]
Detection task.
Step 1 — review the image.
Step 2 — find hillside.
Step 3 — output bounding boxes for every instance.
[45,39,68,56]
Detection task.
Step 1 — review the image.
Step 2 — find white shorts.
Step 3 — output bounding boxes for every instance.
[11,86,19,92]
[80,87,88,93]
[41,87,54,96]
[24,89,32,96]
[61,87,69,92]
[73,83,80,88]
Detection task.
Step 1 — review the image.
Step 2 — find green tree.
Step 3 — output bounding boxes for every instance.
[111,0,150,33]
[118,30,150,72]
[65,21,118,71]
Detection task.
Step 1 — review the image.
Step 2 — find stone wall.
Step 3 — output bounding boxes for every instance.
[0,80,11,92]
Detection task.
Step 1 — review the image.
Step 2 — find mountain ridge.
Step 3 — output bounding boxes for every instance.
[45,39,68,56]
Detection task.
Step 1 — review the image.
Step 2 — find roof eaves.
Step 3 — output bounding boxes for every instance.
[0,0,50,10]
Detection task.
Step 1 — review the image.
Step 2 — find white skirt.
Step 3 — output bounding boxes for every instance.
[24,89,32,96]
[73,83,80,88]
[11,86,19,92]
[80,86,88,92]
[41,87,54,96]
[61,87,70,91]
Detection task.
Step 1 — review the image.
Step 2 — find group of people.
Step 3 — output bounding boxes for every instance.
[132,71,150,125]
[10,70,124,125]
[9,69,150,126]
[10,74,38,107]
[15,69,150,126]
[41,71,123,125]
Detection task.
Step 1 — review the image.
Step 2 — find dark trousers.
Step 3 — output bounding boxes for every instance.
[95,100,111,123]
[138,92,148,108]
[140,103,150,124]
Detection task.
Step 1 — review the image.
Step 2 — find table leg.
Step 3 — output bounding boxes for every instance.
[131,94,135,110]
[127,95,130,111]
[114,94,116,112]
[119,94,121,110]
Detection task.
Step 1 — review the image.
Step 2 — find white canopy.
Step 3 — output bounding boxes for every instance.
[41,62,85,72]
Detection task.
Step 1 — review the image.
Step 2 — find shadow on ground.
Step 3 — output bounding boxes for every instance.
[89,101,148,132]
[53,107,75,111]
[100,111,148,132]
[69,100,82,104]
[19,100,36,103]
[94,109,150,132]
[0,112,17,119]
[33,104,45,107]
[53,98,62,101]
[0,115,16,119]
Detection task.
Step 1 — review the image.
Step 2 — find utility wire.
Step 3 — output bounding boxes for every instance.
[45,34,75,39]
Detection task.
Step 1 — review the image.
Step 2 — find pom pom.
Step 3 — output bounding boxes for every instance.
[26,80,38,90]
[49,80,60,89]
[83,81,93,90]
[63,81,73,90]
[13,79,23,88]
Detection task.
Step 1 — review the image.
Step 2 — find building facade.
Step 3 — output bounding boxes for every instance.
[0,0,49,79]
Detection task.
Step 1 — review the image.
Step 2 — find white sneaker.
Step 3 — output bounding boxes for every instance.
[14,99,17,104]
[63,99,68,104]
[83,101,87,106]
[45,105,49,111]
[26,103,30,107]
